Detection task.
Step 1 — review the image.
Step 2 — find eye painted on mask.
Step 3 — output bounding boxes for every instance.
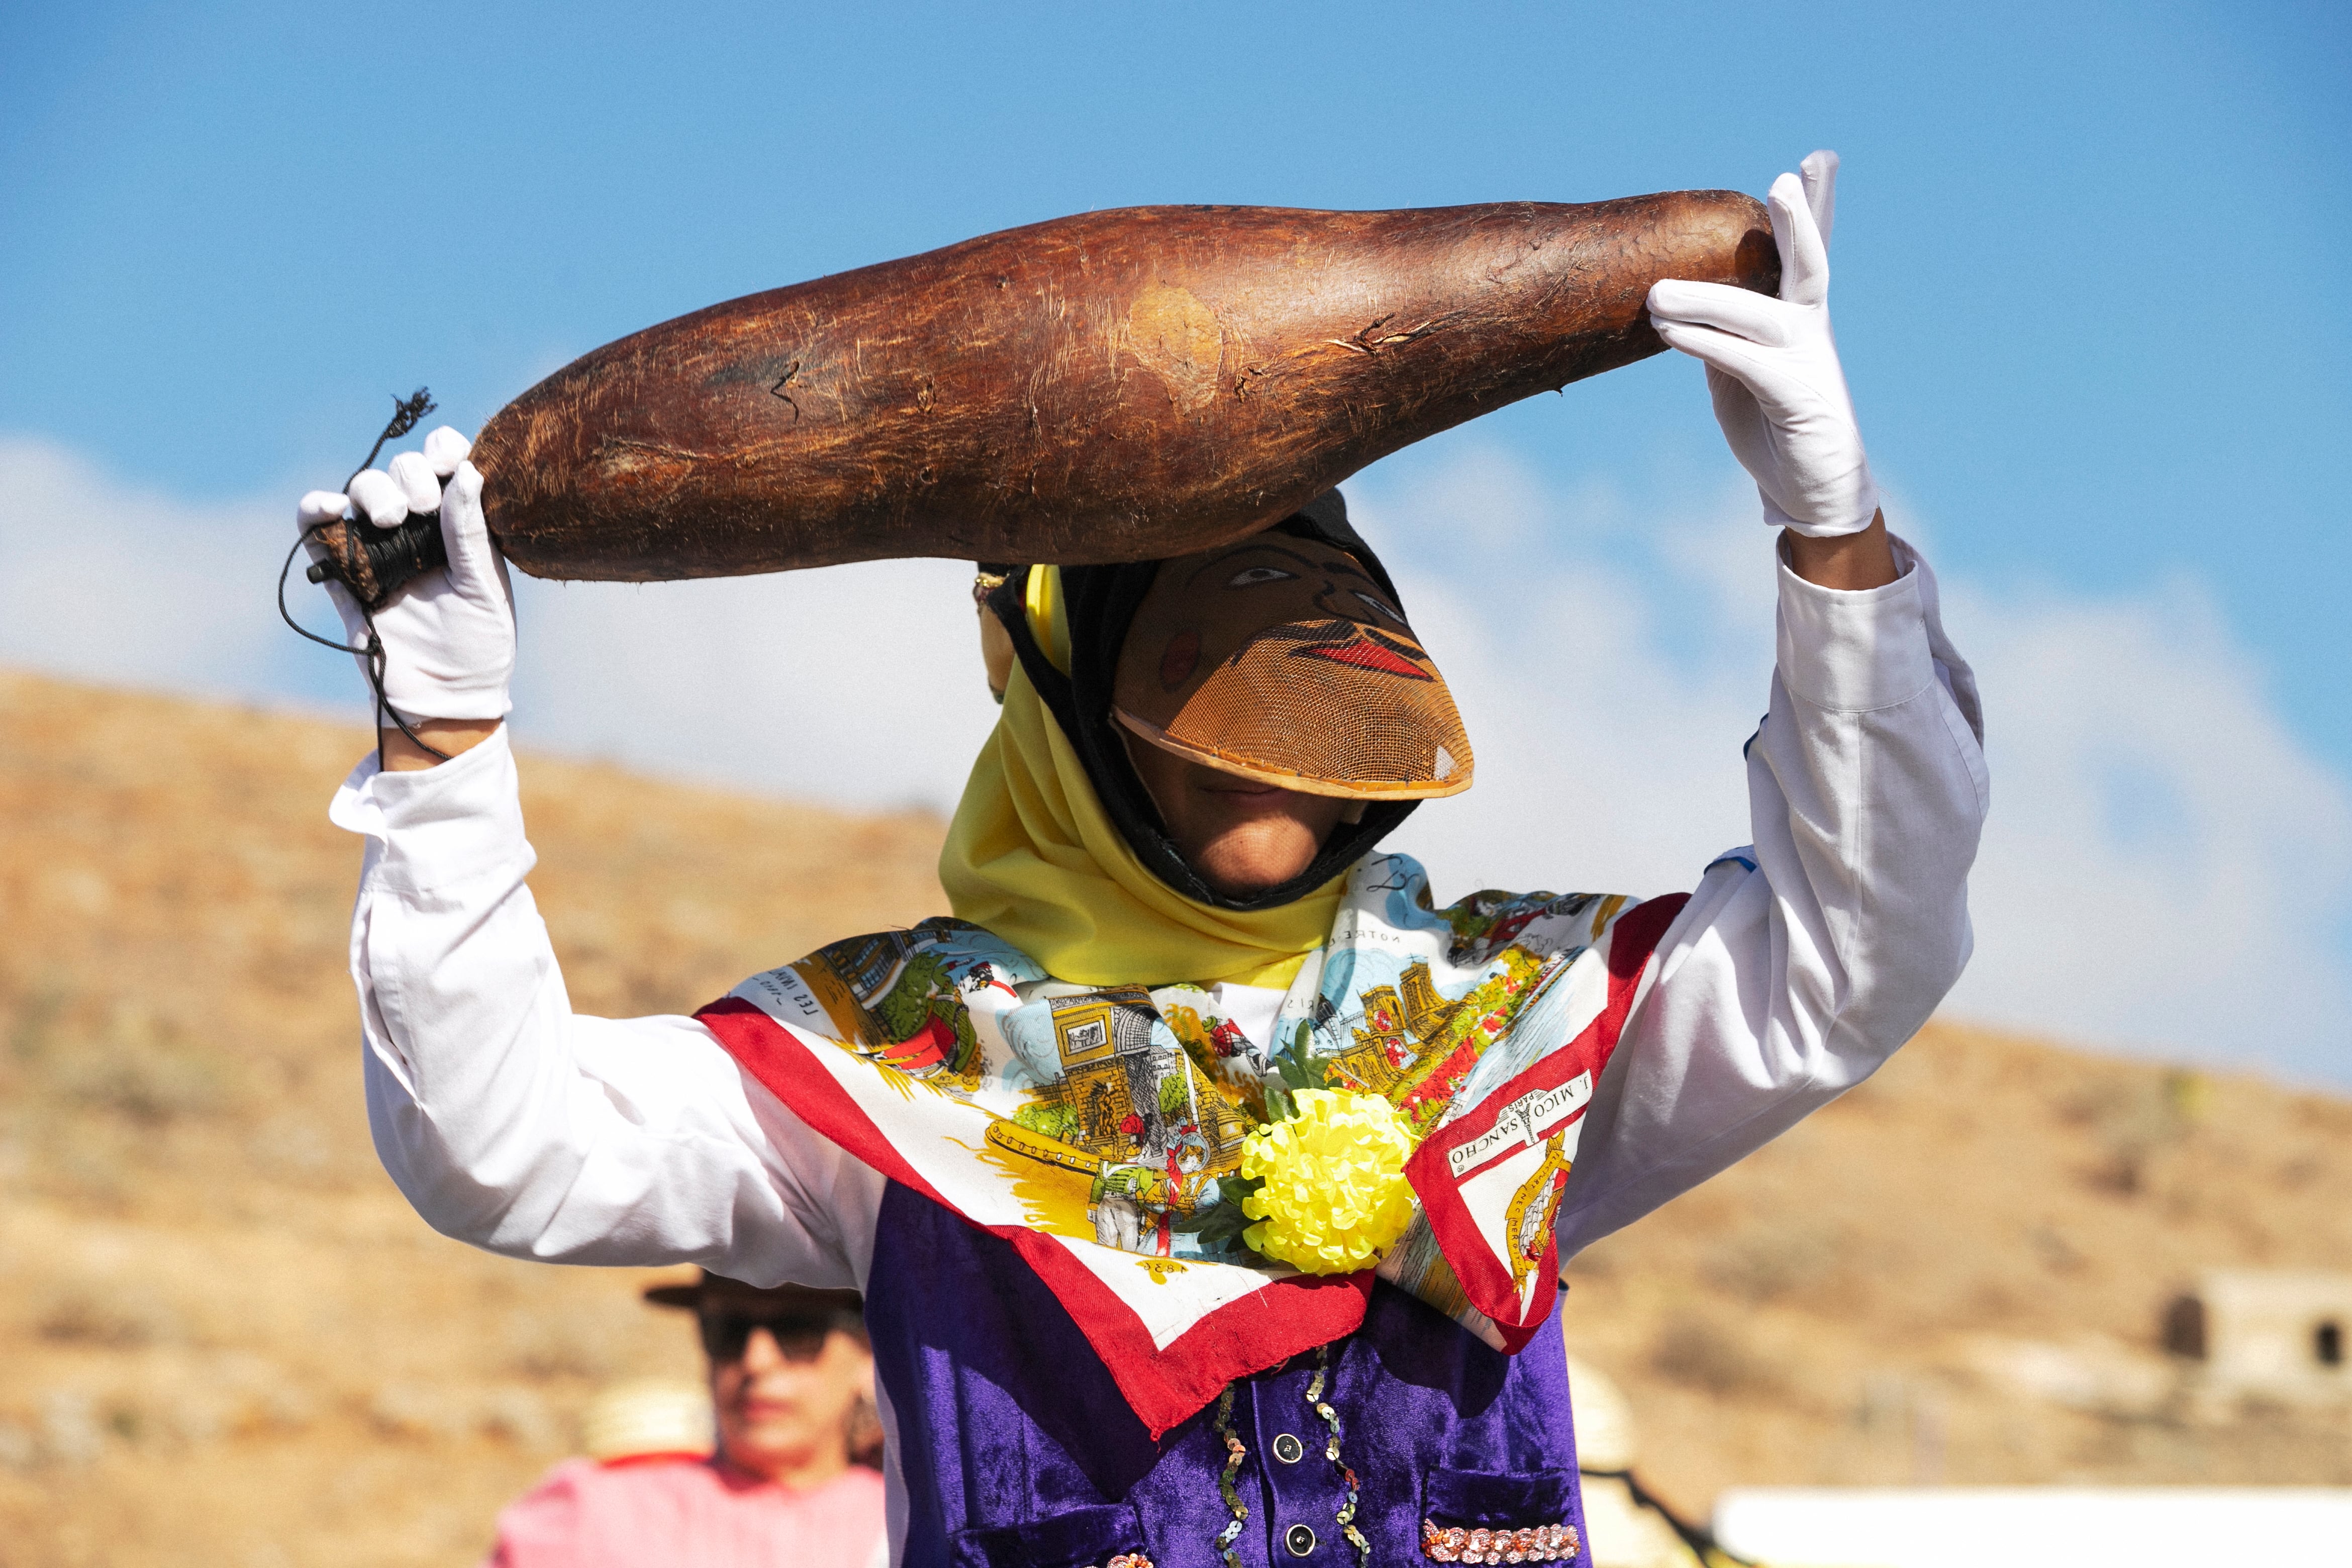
[1353,590,1403,624]
[1227,565,1296,589]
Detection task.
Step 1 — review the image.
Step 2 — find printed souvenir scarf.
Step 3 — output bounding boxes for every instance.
[697,854,1685,1438]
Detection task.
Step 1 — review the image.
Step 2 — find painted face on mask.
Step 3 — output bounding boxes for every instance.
[1111,535,1473,800]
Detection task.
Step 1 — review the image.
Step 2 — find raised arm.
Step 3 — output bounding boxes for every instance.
[1557,152,1989,1251]
[302,436,877,1287]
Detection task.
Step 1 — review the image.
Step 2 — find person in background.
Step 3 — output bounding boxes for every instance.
[484,1273,886,1567]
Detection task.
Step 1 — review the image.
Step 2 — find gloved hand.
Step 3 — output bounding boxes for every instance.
[1646,150,1881,538]
[296,425,516,725]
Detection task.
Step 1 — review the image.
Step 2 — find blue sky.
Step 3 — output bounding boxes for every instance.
[4,1,2349,1081]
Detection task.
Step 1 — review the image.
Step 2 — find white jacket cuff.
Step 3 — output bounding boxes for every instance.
[1774,533,1938,713]
[327,724,531,896]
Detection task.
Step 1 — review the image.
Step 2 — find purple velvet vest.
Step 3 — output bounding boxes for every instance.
[867,1183,1593,1568]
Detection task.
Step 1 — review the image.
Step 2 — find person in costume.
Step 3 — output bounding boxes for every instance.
[307,154,1983,1568]
[484,1275,886,1567]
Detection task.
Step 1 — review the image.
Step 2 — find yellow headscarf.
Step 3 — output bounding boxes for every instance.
[939,567,1342,989]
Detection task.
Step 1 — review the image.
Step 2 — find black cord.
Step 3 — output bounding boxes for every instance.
[276,526,452,768]
[276,388,452,770]
[355,388,435,475]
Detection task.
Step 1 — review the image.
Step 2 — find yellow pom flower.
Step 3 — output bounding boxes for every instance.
[1238,1088,1417,1275]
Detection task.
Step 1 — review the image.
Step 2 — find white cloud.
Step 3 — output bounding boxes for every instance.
[1352,447,2352,1085]
[4,434,2347,1083]
[1942,577,2352,1077]
[507,562,1000,814]
[0,435,313,703]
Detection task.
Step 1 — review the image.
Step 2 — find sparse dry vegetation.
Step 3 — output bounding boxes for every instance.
[1562,1017,2352,1516]
[0,670,944,1566]
[0,667,2345,1564]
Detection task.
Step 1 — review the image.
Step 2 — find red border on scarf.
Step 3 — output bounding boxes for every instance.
[695,997,1372,1439]
[1401,893,1689,1352]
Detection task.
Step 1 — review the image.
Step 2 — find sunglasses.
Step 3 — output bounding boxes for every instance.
[697,1309,852,1364]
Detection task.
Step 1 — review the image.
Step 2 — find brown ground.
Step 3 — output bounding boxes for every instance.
[0,668,2344,1565]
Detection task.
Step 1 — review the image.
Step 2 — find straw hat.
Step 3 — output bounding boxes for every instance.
[581,1378,716,1464]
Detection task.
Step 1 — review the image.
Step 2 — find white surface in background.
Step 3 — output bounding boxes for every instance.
[1564,1353,1639,1473]
[3,432,2348,1082]
[1712,1487,2352,1567]
[1353,450,2352,1081]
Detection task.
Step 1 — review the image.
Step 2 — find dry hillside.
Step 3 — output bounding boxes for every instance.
[0,668,2345,1566]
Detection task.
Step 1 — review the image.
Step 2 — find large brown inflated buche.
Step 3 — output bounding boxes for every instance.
[413,191,1777,586]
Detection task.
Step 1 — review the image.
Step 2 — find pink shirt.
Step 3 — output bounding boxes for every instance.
[484,1457,887,1568]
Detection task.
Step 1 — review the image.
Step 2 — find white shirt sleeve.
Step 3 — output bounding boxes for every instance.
[1554,534,1988,1256]
[331,728,883,1290]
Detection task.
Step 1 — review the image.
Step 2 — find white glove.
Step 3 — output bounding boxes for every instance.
[296,425,516,725]
[1646,150,1881,538]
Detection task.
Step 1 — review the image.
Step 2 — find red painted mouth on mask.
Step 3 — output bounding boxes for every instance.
[1294,633,1431,680]
[1160,630,1201,689]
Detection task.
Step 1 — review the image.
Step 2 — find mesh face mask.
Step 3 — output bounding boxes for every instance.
[990,492,1473,911]
[1111,535,1472,800]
